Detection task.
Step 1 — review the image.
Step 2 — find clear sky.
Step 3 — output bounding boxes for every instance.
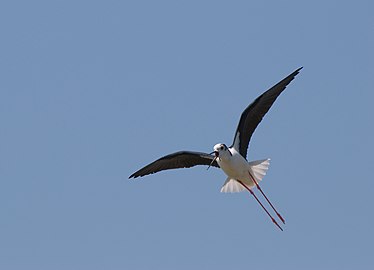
[1,1,373,269]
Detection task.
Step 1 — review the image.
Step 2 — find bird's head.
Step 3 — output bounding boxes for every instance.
[212,143,231,159]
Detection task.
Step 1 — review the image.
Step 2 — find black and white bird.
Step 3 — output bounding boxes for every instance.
[129,67,302,231]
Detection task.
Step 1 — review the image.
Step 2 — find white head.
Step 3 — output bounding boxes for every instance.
[206,143,232,170]
[213,143,231,159]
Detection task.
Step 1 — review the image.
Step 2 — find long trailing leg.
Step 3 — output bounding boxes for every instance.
[237,180,283,231]
[248,171,285,224]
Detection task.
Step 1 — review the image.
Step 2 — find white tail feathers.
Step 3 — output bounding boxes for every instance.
[220,158,270,193]
[248,158,270,183]
[220,178,246,193]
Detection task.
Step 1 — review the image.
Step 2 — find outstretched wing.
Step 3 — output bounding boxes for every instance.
[129,151,219,178]
[231,67,302,159]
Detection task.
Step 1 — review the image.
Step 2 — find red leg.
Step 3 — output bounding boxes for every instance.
[248,171,285,224]
[237,180,283,231]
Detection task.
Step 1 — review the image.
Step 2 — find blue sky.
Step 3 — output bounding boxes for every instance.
[1,1,373,269]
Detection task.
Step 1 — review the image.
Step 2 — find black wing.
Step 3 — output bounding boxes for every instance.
[231,67,302,159]
[129,151,220,178]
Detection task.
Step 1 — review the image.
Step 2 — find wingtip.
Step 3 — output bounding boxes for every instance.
[129,172,142,179]
[289,67,303,78]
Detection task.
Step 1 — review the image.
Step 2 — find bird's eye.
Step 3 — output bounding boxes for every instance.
[220,146,224,150]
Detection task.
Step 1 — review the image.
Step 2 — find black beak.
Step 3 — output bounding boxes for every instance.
[209,151,219,157]
[207,151,218,170]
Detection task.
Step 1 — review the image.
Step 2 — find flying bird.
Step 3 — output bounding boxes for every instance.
[129,67,303,231]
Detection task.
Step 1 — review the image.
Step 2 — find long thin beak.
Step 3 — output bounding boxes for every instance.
[207,154,218,170]
[209,151,219,157]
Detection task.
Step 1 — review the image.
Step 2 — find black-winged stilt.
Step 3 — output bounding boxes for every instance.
[129,67,303,230]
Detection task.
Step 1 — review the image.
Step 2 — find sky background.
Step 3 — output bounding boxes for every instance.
[1,1,373,269]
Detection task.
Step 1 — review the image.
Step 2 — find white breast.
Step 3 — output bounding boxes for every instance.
[217,149,250,180]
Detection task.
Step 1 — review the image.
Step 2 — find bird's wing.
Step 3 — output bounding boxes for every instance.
[129,151,220,178]
[231,67,302,159]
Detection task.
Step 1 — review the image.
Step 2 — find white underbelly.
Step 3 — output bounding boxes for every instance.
[218,158,250,181]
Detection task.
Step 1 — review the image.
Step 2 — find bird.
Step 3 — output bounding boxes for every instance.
[129,67,303,231]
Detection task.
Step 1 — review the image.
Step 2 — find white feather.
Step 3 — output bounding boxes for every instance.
[220,158,270,193]
[248,158,270,182]
[232,132,240,152]
[220,178,246,193]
